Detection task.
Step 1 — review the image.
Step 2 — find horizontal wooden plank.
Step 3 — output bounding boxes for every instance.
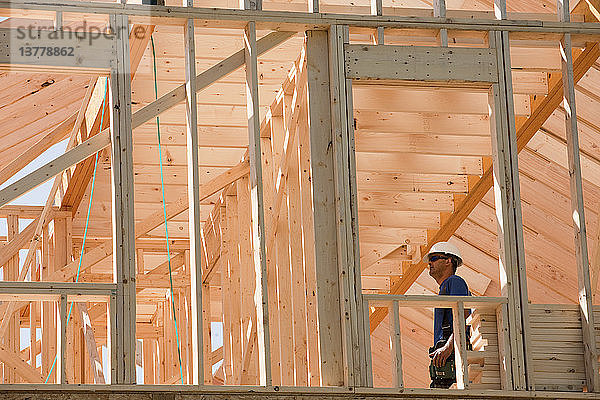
[352,86,530,115]
[359,226,427,246]
[356,171,469,193]
[354,110,491,134]
[358,191,454,212]
[355,131,492,156]
[356,152,483,174]
[358,209,440,229]
[345,45,497,83]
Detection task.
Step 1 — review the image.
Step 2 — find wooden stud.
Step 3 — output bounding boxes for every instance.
[287,120,309,386]
[495,303,513,389]
[306,29,345,387]
[262,131,282,386]
[183,9,205,385]
[76,303,105,384]
[237,176,258,385]
[109,14,136,384]
[57,294,67,384]
[329,25,358,387]
[433,0,448,46]
[452,301,468,389]
[370,0,384,44]
[244,21,271,386]
[488,31,530,390]
[221,201,233,384]
[226,192,242,380]
[390,301,403,389]
[6,215,18,384]
[558,1,600,389]
[276,189,294,386]
[297,95,321,387]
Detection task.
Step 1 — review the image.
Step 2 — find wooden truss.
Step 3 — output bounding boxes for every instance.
[1,0,600,396]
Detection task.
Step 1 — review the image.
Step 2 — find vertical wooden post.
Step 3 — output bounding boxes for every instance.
[287,125,309,386]
[297,101,321,387]
[496,303,513,389]
[433,0,448,46]
[262,126,282,386]
[42,225,56,383]
[183,4,205,384]
[362,301,373,387]
[244,21,271,386]
[109,14,136,385]
[306,29,345,387]
[6,215,18,383]
[488,29,531,390]
[221,198,233,384]
[558,0,599,390]
[109,293,117,384]
[452,301,468,389]
[143,340,154,384]
[57,294,67,384]
[329,25,367,387]
[370,0,384,44]
[389,301,403,389]
[29,300,37,368]
[201,281,212,384]
[237,176,258,384]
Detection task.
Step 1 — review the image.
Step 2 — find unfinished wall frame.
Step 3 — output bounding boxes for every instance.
[0,1,599,397]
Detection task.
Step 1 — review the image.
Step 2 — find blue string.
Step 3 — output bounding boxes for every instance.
[151,34,184,385]
[44,79,107,384]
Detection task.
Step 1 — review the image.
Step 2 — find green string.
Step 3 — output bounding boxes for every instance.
[151,34,185,385]
[44,79,107,384]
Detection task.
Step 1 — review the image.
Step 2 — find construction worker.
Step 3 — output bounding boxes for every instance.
[424,241,471,389]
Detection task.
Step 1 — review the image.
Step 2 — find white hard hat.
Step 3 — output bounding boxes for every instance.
[423,241,463,265]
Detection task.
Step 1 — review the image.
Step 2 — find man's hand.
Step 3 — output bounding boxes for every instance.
[429,337,454,367]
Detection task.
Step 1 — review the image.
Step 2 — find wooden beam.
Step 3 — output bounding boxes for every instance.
[0,125,109,208]
[306,29,344,386]
[244,21,271,386]
[368,41,600,333]
[0,217,37,267]
[558,0,599,387]
[61,26,154,217]
[183,10,205,385]
[110,14,136,384]
[266,61,307,249]
[76,303,105,384]
[0,343,44,383]
[0,113,76,187]
[45,159,248,283]
[487,27,529,390]
[0,31,290,211]
[0,77,96,343]
[131,31,295,130]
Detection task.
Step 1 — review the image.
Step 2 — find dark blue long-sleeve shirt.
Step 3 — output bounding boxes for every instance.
[433,275,470,345]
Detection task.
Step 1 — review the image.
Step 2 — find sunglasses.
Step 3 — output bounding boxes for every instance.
[428,255,449,263]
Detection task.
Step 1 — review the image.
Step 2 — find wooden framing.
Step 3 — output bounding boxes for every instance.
[1,0,600,395]
[183,6,205,385]
[109,14,136,384]
[244,21,271,387]
[558,0,599,391]
[306,29,344,387]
